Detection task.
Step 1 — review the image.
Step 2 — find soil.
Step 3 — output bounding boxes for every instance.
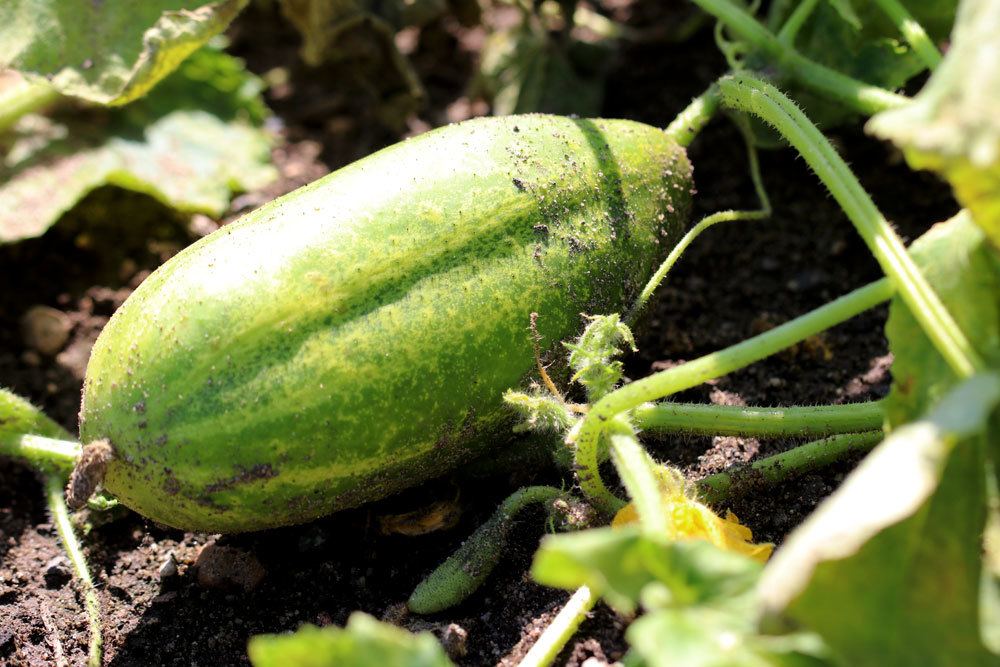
[0,2,955,666]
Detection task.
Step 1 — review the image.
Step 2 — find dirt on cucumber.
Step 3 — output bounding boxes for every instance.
[0,2,955,666]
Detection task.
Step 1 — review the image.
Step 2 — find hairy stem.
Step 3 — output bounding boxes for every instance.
[633,400,885,437]
[46,475,102,667]
[718,73,983,378]
[608,424,668,534]
[571,278,893,514]
[633,113,770,321]
[665,84,722,147]
[697,431,883,504]
[872,0,942,70]
[690,0,909,114]
[0,434,80,477]
[518,586,595,667]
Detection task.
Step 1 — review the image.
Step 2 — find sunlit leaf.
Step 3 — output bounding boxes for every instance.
[758,374,1000,667]
[531,526,761,615]
[0,0,247,106]
[868,0,1000,247]
[881,212,1000,428]
[248,613,453,667]
[0,47,276,244]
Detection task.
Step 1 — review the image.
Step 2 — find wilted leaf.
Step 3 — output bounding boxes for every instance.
[0,47,276,244]
[278,0,424,128]
[248,613,453,667]
[882,211,1000,428]
[758,374,1000,667]
[531,526,761,615]
[0,0,247,106]
[868,0,1000,247]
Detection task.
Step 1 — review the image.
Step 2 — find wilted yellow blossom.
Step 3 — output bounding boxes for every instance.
[612,472,773,564]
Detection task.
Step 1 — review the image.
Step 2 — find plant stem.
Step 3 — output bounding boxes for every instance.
[718,73,984,378]
[0,434,80,477]
[571,278,893,514]
[872,0,942,70]
[776,0,819,44]
[665,84,722,147]
[633,113,770,321]
[633,400,885,437]
[46,474,102,667]
[0,78,60,133]
[697,431,883,505]
[608,423,667,534]
[517,585,595,667]
[690,0,909,114]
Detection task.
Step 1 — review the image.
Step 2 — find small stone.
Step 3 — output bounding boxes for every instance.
[440,623,468,660]
[158,551,178,579]
[195,541,265,592]
[21,305,72,356]
[44,555,71,589]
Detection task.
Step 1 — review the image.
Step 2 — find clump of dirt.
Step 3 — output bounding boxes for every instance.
[0,2,955,666]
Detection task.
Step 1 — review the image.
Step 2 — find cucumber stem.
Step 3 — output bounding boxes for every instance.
[0,434,80,477]
[517,585,595,667]
[690,0,909,114]
[571,278,894,514]
[775,0,820,44]
[0,78,60,133]
[718,73,984,379]
[635,113,770,321]
[872,0,942,70]
[665,84,722,147]
[608,423,669,536]
[633,400,885,438]
[46,474,102,667]
[696,431,883,504]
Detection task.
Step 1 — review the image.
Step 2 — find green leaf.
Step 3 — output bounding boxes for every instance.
[868,0,1000,247]
[0,0,247,106]
[760,0,956,127]
[0,46,276,244]
[475,23,610,117]
[628,608,831,667]
[530,526,761,615]
[248,613,454,667]
[758,374,1000,667]
[564,314,636,401]
[882,212,1000,428]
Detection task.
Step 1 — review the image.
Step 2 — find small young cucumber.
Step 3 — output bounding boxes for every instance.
[79,114,693,532]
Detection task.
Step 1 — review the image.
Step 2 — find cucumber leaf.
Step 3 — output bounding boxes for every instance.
[0,46,276,244]
[248,613,454,667]
[531,527,761,615]
[882,211,1000,428]
[0,0,247,106]
[758,374,1000,667]
[868,0,1000,248]
[758,0,956,127]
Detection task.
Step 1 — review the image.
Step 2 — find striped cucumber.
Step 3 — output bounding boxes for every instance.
[79,114,693,532]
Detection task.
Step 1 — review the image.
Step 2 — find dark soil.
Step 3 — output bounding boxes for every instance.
[0,2,954,666]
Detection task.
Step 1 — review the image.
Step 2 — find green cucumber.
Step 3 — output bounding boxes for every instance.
[79,114,693,532]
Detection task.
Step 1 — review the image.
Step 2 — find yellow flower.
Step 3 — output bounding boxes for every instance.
[612,473,773,564]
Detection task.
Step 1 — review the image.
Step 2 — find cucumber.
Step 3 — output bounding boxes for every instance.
[79,114,693,532]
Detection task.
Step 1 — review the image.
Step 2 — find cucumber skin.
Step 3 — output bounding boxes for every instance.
[79,114,693,532]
